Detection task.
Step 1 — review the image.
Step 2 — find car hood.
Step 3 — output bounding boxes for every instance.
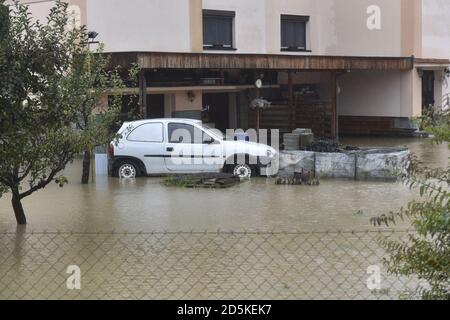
[221,140,277,156]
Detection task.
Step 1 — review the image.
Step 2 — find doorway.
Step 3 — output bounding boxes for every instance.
[422,70,435,109]
[146,94,165,119]
[202,93,230,132]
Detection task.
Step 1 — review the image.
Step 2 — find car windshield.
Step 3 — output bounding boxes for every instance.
[202,124,224,140]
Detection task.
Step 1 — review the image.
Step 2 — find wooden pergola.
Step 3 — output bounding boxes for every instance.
[109,52,416,138]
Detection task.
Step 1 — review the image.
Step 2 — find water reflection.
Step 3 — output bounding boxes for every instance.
[0,138,448,232]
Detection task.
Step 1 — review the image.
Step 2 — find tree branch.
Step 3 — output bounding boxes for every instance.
[19,154,72,200]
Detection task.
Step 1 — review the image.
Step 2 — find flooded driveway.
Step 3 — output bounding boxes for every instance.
[0,138,448,232]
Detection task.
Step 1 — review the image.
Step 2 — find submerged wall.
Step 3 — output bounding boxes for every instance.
[279,148,410,181]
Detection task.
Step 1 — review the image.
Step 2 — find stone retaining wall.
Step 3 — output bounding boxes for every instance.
[279,148,410,181]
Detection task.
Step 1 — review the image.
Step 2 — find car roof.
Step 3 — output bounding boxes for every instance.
[122,118,202,126]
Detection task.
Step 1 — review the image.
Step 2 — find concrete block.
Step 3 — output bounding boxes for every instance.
[95,154,109,176]
[278,151,315,177]
[315,153,356,179]
[356,150,410,181]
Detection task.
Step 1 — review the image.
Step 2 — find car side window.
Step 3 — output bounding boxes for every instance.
[127,123,163,142]
[168,123,209,144]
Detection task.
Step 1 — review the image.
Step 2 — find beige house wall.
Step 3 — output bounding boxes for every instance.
[317,0,402,56]
[7,0,87,25]
[337,69,422,118]
[203,0,267,53]
[86,0,192,53]
[162,91,203,117]
[442,73,450,105]
[400,70,422,117]
[401,0,422,57]
[421,0,450,109]
[6,0,57,22]
[189,0,203,52]
[422,0,450,59]
[68,0,87,26]
[411,70,423,116]
[12,0,448,60]
[264,0,319,54]
[338,71,403,117]
[174,91,203,112]
[204,0,405,56]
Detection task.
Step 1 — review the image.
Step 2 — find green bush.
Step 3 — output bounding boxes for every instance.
[372,109,449,300]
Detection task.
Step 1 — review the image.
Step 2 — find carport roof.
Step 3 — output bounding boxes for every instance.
[414,57,450,69]
[108,51,415,71]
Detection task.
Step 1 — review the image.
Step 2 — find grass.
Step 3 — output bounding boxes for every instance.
[163,175,201,188]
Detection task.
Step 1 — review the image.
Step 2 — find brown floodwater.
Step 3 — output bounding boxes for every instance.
[0,137,447,300]
[0,137,448,232]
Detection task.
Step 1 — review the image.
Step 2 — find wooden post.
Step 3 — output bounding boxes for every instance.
[254,71,261,137]
[138,69,147,119]
[256,106,260,136]
[255,87,260,137]
[330,71,338,139]
[288,71,294,131]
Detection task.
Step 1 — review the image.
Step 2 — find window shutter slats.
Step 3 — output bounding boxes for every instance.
[281,15,308,50]
[203,11,234,48]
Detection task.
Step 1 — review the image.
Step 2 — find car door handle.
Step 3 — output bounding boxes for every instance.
[166,147,174,152]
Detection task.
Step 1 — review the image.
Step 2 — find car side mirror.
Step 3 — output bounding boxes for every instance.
[203,137,215,144]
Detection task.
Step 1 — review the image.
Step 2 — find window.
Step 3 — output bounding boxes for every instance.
[127,123,163,142]
[203,10,235,50]
[168,123,211,144]
[281,15,309,51]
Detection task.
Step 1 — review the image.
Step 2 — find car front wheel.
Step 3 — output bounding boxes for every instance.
[232,164,253,179]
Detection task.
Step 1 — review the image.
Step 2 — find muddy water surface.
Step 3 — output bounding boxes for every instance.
[0,138,448,232]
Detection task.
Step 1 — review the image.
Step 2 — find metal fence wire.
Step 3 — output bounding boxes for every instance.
[0,230,425,300]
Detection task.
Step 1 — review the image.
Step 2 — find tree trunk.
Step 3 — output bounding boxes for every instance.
[11,188,27,225]
[81,150,91,184]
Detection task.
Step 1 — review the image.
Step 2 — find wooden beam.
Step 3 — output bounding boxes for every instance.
[288,71,294,131]
[330,72,338,139]
[110,52,414,71]
[414,57,450,66]
[105,85,280,96]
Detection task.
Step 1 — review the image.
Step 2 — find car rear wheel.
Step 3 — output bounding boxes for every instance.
[118,163,138,179]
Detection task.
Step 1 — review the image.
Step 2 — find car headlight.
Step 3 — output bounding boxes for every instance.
[266,149,276,158]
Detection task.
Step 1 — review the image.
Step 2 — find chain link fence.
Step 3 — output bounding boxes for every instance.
[0,230,423,300]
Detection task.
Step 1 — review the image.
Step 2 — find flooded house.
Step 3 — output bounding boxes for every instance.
[17,0,450,138]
